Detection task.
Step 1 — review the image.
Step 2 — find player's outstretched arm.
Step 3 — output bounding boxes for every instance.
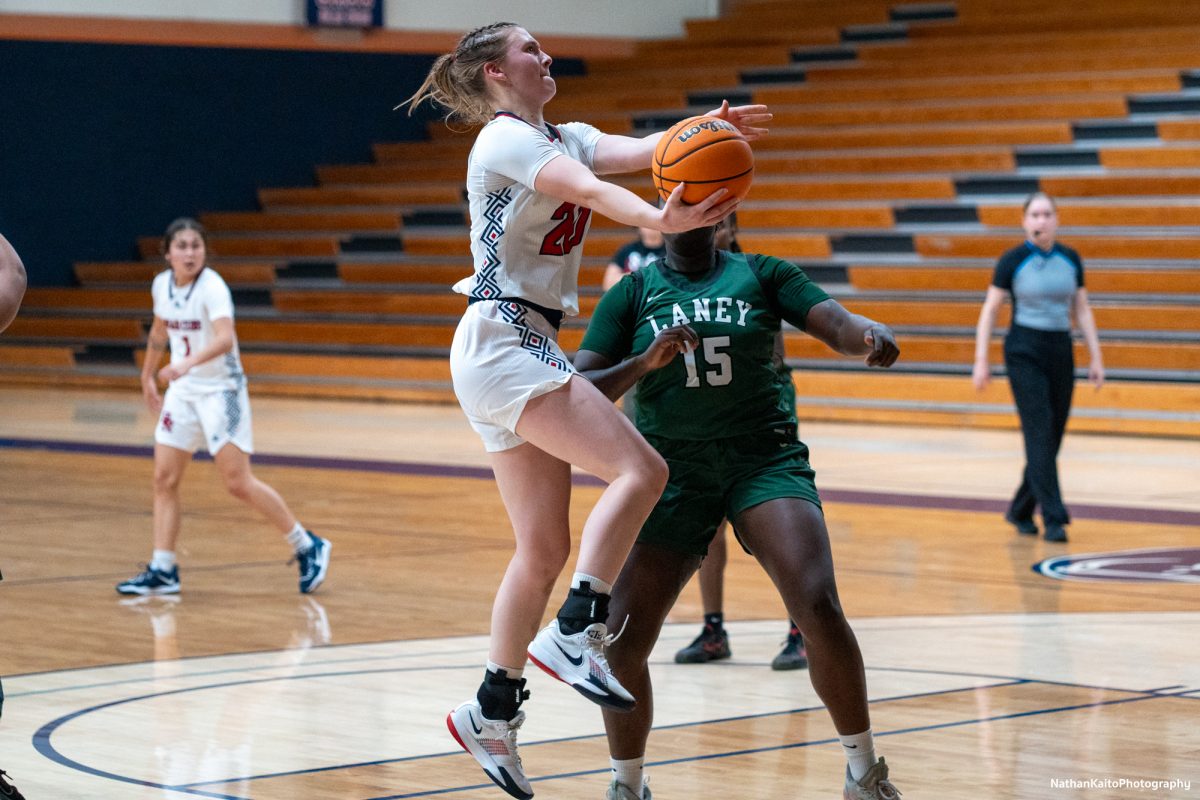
[805,299,899,368]
[535,156,735,232]
[590,101,773,175]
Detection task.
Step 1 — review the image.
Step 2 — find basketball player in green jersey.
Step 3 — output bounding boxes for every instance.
[575,219,903,800]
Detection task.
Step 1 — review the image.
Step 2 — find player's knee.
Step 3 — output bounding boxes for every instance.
[223,473,254,502]
[152,467,182,494]
[793,582,844,630]
[514,535,570,584]
[638,450,669,496]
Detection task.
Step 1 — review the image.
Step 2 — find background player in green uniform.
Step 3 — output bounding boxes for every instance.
[574,221,903,800]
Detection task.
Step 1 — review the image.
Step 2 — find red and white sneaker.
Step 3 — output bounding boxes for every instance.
[447,700,533,800]
[527,619,635,711]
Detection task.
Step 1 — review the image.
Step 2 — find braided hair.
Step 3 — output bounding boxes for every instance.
[399,22,518,127]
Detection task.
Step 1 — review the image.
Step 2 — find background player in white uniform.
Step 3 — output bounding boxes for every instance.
[402,22,770,799]
[116,218,330,597]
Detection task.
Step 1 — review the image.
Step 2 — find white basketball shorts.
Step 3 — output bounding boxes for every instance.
[155,383,254,456]
[450,300,575,452]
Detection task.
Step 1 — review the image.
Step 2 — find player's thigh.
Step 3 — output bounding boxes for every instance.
[489,442,573,549]
[516,375,662,485]
[725,437,833,581]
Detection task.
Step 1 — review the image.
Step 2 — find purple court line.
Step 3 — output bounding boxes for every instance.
[5,435,1200,527]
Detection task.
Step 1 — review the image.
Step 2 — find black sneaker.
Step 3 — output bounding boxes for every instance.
[674,623,731,663]
[116,564,180,596]
[1004,513,1039,536]
[771,624,808,671]
[0,769,27,800]
[1043,525,1068,543]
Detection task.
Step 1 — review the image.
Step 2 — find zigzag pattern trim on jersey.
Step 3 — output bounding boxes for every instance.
[499,301,570,372]
[470,187,515,301]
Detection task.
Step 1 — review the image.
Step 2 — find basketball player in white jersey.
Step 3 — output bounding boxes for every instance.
[402,22,770,799]
[117,218,330,597]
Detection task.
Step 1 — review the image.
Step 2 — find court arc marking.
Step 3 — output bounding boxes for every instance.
[29,652,1195,799]
[1034,546,1200,583]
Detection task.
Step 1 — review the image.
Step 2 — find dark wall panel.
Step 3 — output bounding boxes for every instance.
[0,40,440,284]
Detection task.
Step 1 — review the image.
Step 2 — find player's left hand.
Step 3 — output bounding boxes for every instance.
[863,324,899,368]
[705,100,772,141]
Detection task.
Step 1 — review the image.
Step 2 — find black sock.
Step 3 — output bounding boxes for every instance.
[704,612,725,633]
[557,582,610,635]
[477,668,529,722]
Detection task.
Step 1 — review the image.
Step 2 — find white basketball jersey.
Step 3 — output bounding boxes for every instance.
[456,113,605,317]
[151,268,245,396]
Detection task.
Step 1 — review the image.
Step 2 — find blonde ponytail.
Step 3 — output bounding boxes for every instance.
[398,22,518,128]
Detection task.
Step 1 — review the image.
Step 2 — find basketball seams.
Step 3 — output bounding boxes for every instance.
[657,132,745,170]
[657,140,754,184]
[656,164,754,187]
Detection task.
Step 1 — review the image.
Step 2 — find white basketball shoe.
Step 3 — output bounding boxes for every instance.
[527,618,635,711]
[447,700,533,800]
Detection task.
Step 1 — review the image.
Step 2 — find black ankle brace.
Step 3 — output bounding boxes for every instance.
[557,582,610,635]
[477,669,530,721]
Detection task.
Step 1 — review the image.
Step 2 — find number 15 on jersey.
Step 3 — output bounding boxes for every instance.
[682,336,732,388]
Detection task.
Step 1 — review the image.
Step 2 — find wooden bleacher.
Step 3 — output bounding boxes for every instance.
[6,0,1200,436]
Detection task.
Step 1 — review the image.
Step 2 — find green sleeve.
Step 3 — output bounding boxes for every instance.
[752,254,831,332]
[578,275,639,360]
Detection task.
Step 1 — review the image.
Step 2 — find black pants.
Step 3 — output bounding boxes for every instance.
[1004,324,1074,527]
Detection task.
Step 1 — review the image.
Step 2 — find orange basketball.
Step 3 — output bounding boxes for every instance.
[652,115,755,205]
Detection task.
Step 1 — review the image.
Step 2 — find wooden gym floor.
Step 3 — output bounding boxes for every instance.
[0,386,1197,799]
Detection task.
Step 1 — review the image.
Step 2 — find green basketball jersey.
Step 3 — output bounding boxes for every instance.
[579,251,830,440]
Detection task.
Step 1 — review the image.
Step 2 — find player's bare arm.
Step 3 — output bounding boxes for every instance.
[575,323,699,400]
[141,316,169,413]
[590,101,772,176]
[805,299,900,368]
[535,155,735,232]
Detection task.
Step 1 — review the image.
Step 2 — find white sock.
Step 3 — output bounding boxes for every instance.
[840,728,878,782]
[286,523,311,553]
[151,550,176,572]
[572,571,612,595]
[486,660,524,681]
[610,756,644,794]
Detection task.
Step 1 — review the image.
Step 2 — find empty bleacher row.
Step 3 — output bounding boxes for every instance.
[5,0,1200,436]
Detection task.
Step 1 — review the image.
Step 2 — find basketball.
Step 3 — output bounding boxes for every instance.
[652,115,755,205]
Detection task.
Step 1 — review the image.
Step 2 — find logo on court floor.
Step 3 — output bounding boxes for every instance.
[1034,547,1200,583]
